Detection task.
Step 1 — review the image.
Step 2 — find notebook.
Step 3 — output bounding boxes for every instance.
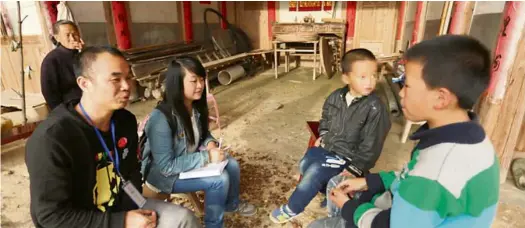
[179,160,229,179]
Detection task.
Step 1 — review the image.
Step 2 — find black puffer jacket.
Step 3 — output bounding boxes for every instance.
[319,86,391,174]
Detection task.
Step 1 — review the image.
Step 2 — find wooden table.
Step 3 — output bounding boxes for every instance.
[273,40,320,80]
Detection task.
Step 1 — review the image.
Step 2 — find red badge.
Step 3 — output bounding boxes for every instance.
[118,137,128,148]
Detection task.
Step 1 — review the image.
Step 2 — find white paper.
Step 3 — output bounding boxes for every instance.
[179,160,229,180]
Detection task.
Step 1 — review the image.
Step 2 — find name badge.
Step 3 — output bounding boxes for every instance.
[122,181,147,208]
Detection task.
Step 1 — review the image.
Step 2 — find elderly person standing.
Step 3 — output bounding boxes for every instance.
[40,20,84,110]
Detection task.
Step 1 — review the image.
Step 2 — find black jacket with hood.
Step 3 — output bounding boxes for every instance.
[25,100,142,228]
[319,86,391,173]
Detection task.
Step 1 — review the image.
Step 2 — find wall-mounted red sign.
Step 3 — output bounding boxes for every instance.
[289,1,333,11]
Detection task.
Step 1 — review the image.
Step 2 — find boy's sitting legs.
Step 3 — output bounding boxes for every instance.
[270,147,345,223]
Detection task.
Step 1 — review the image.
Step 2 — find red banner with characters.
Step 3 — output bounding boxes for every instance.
[289,1,333,11]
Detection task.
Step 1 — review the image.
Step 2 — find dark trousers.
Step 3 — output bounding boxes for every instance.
[287,147,345,213]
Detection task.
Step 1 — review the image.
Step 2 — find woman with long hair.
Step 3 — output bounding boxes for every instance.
[40,20,84,110]
[141,57,256,227]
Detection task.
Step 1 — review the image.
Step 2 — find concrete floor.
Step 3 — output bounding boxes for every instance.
[2,67,524,227]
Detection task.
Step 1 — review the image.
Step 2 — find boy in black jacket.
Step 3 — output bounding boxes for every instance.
[270,49,391,224]
[26,46,200,228]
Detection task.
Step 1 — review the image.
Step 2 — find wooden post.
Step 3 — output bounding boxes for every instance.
[182,1,193,43]
[394,1,407,52]
[103,1,117,46]
[111,1,132,50]
[346,1,357,51]
[267,1,276,41]
[411,1,428,46]
[479,1,525,183]
[448,1,476,35]
[220,2,227,29]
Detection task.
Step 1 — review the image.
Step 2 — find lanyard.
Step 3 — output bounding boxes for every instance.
[79,103,121,177]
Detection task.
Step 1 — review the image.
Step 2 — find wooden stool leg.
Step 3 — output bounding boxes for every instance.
[186,192,204,216]
[274,43,279,79]
[285,52,290,73]
[313,42,318,80]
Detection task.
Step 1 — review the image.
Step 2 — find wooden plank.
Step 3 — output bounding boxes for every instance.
[103,1,117,46]
[202,52,248,68]
[320,37,334,78]
[516,113,525,152]
[481,28,525,183]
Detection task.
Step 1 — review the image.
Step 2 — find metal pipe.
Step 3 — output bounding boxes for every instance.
[17,1,27,125]
[217,65,246,85]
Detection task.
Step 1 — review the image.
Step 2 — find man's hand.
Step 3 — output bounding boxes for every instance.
[337,178,368,197]
[125,209,157,228]
[72,38,84,51]
[329,188,351,209]
[314,137,323,147]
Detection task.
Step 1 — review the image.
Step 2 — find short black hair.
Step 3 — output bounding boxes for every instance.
[341,48,377,73]
[405,35,491,110]
[51,20,78,45]
[74,46,126,78]
[52,20,78,34]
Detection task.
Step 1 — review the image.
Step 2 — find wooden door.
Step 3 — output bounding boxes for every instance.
[1,35,48,94]
[235,1,270,50]
[354,1,397,56]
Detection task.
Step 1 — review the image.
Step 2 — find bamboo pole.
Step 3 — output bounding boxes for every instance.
[479,1,525,183]
[438,1,453,35]
[17,1,27,125]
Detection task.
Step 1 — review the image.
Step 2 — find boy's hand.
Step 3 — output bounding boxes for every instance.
[337,178,367,197]
[340,169,355,177]
[314,137,322,147]
[329,188,350,209]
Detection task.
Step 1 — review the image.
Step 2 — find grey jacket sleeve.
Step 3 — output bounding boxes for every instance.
[350,103,391,172]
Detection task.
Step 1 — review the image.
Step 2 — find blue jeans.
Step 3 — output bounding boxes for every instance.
[287,147,344,214]
[172,156,240,228]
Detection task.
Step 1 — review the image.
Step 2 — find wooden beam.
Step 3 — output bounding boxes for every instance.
[103,1,117,47]
[411,1,428,46]
[517,115,525,152]
[448,1,475,35]
[479,2,525,183]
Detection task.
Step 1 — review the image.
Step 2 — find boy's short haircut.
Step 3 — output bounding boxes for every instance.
[404,35,491,110]
[341,48,377,74]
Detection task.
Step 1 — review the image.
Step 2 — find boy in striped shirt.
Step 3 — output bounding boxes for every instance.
[309,35,499,228]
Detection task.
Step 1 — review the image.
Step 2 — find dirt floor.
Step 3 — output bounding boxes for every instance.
[2,67,525,227]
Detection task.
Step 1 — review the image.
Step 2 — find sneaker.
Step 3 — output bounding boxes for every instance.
[269,205,298,224]
[227,201,257,217]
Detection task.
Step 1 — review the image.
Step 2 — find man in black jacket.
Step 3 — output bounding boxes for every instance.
[26,46,200,228]
[40,20,84,110]
[270,49,391,224]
